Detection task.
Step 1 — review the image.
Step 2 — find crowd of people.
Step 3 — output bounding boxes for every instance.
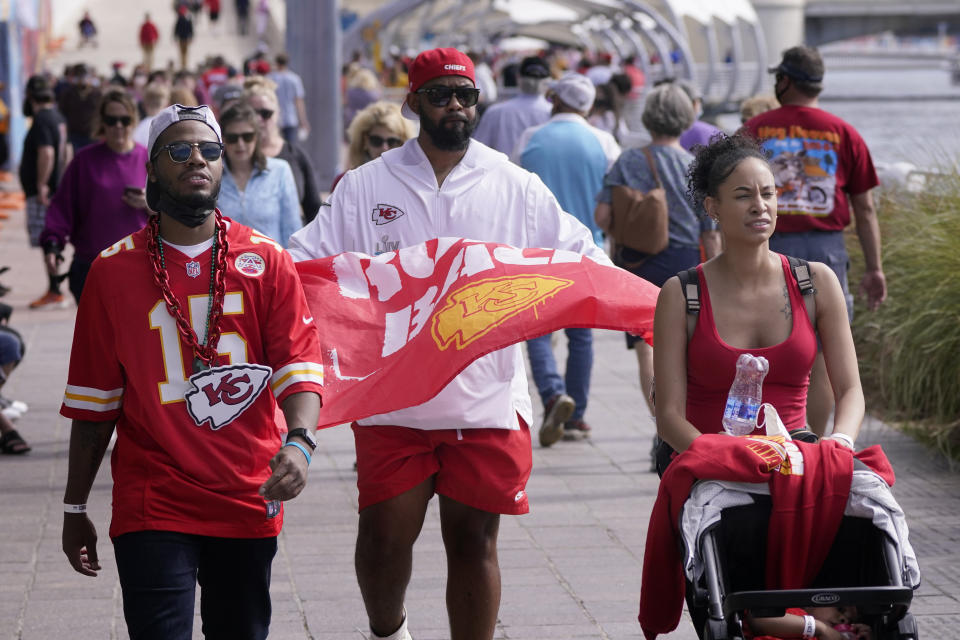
[0,37,886,640]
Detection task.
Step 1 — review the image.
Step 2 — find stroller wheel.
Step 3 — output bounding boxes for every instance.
[897,612,918,639]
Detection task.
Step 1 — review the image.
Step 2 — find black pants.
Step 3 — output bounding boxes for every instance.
[67,260,92,304]
[113,530,277,640]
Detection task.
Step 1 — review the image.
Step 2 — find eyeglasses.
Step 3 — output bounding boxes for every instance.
[415,86,480,108]
[103,115,132,127]
[152,141,224,163]
[255,108,275,120]
[367,134,403,148]
[224,131,257,144]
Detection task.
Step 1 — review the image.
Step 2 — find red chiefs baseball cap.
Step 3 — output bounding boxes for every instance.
[402,47,476,120]
[407,47,475,92]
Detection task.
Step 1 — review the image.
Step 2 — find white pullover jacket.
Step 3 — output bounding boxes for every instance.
[288,138,610,430]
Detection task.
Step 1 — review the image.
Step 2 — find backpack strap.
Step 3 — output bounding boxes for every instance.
[676,266,700,342]
[786,256,817,330]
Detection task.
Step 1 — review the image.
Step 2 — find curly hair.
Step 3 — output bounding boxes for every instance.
[345,101,414,169]
[686,133,768,211]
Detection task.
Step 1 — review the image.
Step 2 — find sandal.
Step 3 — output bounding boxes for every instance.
[0,429,31,454]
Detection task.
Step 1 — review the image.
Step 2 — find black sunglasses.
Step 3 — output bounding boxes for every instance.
[368,134,403,148]
[255,108,275,120]
[103,115,132,127]
[415,86,480,108]
[224,131,257,144]
[152,141,224,163]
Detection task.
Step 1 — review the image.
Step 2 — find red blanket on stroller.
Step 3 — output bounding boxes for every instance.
[638,434,894,639]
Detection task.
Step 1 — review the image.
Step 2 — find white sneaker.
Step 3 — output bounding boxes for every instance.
[1,406,22,421]
[8,400,27,414]
[371,612,412,640]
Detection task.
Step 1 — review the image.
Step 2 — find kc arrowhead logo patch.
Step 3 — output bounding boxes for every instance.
[372,203,405,225]
[431,275,573,351]
[185,363,273,430]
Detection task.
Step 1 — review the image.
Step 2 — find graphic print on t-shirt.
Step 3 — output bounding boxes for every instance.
[757,125,839,217]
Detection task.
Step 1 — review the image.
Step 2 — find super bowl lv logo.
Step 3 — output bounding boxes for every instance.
[185,363,273,430]
[372,203,406,225]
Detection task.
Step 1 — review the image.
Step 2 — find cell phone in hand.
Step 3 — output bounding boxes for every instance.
[124,186,145,196]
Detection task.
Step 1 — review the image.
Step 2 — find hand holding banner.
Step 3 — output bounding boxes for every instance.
[296,237,660,428]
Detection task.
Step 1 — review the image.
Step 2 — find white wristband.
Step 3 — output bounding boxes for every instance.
[827,432,855,450]
[802,614,816,639]
[63,503,87,514]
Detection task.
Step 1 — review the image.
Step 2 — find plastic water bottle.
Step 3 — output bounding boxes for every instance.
[722,354,769,436]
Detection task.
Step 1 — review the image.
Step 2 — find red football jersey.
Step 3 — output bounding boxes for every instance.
[61,217,324,539]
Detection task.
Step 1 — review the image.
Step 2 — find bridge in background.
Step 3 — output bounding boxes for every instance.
[805,0,960,45]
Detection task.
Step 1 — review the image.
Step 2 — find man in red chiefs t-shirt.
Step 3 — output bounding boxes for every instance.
[743,45,886,437]
[60,104,323,640]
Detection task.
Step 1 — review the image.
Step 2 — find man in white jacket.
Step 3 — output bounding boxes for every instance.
[288,47,609,640]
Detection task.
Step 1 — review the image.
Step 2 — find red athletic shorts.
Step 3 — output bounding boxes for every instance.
[351,417,532,515]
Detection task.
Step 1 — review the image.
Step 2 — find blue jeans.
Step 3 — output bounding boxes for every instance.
[113,530,277,640]
[526,328,593,420]
[615,243,701,348]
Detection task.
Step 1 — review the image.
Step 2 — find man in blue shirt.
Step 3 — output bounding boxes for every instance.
[514,73,620,446]
[472,56,552,155]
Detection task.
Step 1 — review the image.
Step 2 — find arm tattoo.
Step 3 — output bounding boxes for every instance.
[780,285,792,322]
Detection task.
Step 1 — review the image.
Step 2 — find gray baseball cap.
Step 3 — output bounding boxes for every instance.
[147,104,222,160]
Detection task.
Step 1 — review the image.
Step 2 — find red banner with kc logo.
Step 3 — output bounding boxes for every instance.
[295,238,660,428]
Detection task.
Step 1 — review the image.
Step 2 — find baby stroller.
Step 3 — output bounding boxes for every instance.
[680,463,921,640]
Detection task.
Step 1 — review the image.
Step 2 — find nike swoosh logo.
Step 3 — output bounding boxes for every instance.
[302,315,313,324]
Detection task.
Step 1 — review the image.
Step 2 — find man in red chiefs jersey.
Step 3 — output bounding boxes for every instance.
[60,104,324,640]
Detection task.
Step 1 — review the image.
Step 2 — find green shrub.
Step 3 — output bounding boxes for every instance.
[847,171,960,459]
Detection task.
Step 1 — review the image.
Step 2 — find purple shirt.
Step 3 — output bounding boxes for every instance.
[40,142,150,263]
[679,119,723,152]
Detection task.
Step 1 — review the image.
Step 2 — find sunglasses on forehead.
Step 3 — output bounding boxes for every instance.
[367,134,403,148]
[415,86,480,108]
[255,108,274,120]
[103,115,132,127]
[152,141,224,163]
[224,131,257,144]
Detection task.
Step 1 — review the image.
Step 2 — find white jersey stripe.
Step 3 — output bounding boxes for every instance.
[63,395,123,413]
[271,363,323,385]
[271,370,324,397]
[64,384,124,401]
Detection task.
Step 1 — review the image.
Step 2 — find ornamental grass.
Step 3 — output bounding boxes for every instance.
[847,169,960,461]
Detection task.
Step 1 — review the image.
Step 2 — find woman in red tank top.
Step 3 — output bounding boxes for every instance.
[653,134,864,455]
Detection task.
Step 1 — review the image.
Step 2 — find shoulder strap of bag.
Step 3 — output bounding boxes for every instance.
[676,267,700,342]
[642,146,663,189]
[786,255,817,329]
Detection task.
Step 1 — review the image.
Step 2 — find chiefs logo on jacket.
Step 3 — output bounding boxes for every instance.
[372,204,406,225]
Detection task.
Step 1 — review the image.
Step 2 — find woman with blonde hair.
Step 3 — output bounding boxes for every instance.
[331,101,415,191]
[343,66,382,130]
[244,75,322,222]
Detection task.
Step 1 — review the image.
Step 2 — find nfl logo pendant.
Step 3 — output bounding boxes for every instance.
[185,260,202,278]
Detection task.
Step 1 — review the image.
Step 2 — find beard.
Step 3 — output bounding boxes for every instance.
[420,110,476,151]
[148,175,222,227]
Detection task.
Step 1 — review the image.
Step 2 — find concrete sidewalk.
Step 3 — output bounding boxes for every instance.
[0,196,958,639]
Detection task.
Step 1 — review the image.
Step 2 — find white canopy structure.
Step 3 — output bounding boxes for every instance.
[342,0,769,111]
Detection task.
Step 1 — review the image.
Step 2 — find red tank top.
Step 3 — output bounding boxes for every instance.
[686,254,817,434]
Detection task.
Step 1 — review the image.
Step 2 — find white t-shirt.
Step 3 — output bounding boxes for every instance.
[288,138,609,431]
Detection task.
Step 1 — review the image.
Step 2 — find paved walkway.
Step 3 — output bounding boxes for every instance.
[1,195,958,639]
